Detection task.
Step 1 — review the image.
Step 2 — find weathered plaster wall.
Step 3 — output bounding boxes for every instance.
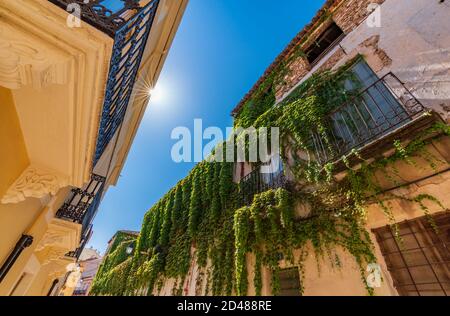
[274,0,450,124]
[273,0,387,99]
[337,0,450,121]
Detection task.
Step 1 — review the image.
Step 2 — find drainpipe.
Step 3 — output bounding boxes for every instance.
[0,235,33,283]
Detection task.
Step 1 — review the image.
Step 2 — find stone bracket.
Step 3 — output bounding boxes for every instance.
[1,166,69,204]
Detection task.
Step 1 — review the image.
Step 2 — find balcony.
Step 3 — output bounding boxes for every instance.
[48,0,142,37]
[56,175,105,238]
[67,224,93,260]
[309,72,427,166]
[73,289,88,296]
[239,164,288,206]
[49,0,161,165]
[56,174,104,258]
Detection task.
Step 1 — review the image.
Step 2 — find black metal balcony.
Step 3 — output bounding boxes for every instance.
[239,165,287,206]
[94,0,160,164]
[67,224,93,260]
[310,72,425,165]
[57,174,103,259]
[48,0,161,165]
[56,174,105,236]
[73,289,88,296]
[48,0,142,37]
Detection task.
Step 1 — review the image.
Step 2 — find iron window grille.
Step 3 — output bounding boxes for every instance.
[239,161,287,206]
[278,267,302,296]
[48,0,141,37]
[373,212,450,296]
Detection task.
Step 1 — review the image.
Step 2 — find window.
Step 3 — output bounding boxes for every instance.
[278,268,302,296]
[260,155,284,186]
[373,212,450,296]
[312,60,413,163]
[331,60,410,144]
[305,22,344,66]
[239,156,286,206]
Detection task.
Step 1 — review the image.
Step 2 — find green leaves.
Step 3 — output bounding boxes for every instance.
[188,170,202,237]
[159,191,174,247]
[92,158,239,296]
[92,49,448,296]
[234,206,251,296]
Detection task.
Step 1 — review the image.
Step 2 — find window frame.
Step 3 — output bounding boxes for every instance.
[305,22,345,67]
[373,212,450,296]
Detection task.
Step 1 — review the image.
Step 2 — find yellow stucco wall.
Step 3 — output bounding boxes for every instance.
[0,86,53,296]
[0,86,44,267]
[0,86,29,197]
[0,199,44,268]
[0,186,77,296]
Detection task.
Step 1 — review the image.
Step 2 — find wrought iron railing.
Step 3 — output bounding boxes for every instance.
[56,174,105,235]
[67,224,93,259]
[310,72,425,164]
[239,165,287,206]
[48,0,141,38]
[73,289,88,296]
[94,0,160,165]
[48,0,161,165]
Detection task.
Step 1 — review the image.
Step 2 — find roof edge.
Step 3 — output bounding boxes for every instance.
[231,0,341,117]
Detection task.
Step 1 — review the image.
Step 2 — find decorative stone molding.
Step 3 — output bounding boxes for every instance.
[1,166,69,204]
[34,218,81,267]
[35,218,81,253]
[35,247,67,266]
[0,21,69,90]
[47,257,75,280]
[0,0,115,189]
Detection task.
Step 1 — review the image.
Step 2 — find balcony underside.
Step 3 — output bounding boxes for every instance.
[0,0,114,204]
[331,111,445,173]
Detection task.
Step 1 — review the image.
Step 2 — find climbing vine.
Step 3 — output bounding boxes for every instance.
[91,57,449,297]
[91,232,137,296]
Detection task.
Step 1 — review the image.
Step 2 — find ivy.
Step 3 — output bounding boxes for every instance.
[188,170,202,237]
[159,191,174,247]
[90,233,137,296]
[91,58,448,297]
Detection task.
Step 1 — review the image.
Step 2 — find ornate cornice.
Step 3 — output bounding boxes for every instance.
[36,219,81,250]
[1,166,68,204]
[0,0,114,189]
[0,21,69,90]
[34,219,81,266]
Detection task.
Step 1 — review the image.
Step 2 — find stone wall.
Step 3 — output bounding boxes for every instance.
[271,0,387,100]
[266,0,450,125]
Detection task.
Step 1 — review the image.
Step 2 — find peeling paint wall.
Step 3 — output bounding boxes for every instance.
[336,0,450,121]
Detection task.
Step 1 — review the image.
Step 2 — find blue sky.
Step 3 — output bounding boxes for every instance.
[89,0,325,253]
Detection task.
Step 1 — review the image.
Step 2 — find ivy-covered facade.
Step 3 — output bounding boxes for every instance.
[91,0,450,296]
